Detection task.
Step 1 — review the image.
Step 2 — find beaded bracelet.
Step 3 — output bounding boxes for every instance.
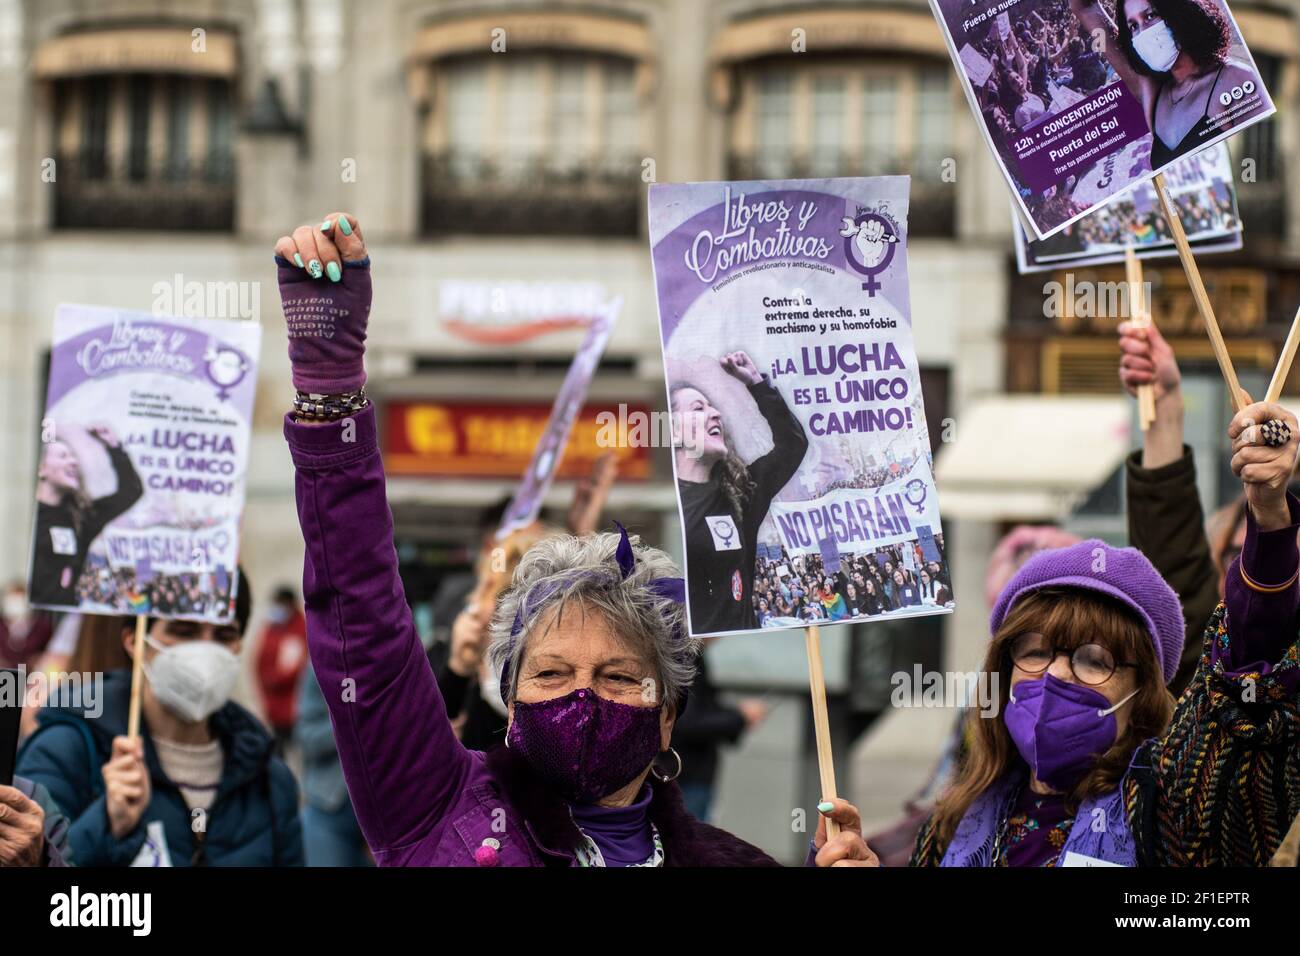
[292,387,368,421]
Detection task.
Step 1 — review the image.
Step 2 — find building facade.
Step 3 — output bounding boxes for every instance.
[2,0,1295,855]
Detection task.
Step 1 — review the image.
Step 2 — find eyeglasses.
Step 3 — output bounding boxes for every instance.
[1007,632,1139,686]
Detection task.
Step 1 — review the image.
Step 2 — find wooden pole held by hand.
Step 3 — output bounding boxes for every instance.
[1153,172,1243,413]
[127,614,147,741]
[804,624,840,841]
[1124,246,1157,430]
[1265,305,1300,405]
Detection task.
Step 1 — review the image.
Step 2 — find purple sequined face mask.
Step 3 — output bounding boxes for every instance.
[507,687,663,804]
[1004,673,1138,791]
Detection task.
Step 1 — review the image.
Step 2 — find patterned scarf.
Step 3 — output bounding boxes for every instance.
[940,764,1138,867]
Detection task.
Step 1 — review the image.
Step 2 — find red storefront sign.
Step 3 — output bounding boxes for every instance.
[382,400,653,480]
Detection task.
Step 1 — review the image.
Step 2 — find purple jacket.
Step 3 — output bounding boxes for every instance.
[285,406,780,866]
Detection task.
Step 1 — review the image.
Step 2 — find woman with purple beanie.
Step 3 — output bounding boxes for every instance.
[911,402,1300,866]
[272,213,875,867]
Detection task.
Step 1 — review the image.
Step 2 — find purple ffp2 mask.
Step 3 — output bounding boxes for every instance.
[1004,673,1138,792]
[507,687,663,804]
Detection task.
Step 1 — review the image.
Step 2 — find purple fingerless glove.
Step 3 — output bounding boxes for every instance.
[276,255,372,394]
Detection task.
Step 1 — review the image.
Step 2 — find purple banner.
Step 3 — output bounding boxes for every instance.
[496,300,622,540]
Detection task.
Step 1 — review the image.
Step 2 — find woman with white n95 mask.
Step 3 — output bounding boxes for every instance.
[15,569,305,866]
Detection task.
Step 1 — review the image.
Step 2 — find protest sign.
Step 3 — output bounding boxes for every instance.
[649,176,953,638]
[929,0,1274,239]
[1013,141,1242,272]
[496,299,622,540]
[29,305,260,623]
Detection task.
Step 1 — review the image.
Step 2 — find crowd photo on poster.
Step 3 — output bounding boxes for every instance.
[933,0,1275,238]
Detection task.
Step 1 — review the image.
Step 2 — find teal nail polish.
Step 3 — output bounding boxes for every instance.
[338,217,352,237]
[307,259,323,279]
[817,802,834,813]
[326,261,341,282]
[320,219,333,232]
[293,253,304,269]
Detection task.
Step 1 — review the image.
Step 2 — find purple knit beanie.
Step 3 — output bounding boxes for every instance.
[989,539,1184,685]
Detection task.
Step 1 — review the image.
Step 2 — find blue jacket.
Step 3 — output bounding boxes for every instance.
[294,663,351,813]
[17,671,303,866]
[13,775,72,866]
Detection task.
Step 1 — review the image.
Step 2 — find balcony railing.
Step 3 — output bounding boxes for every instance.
[421,151,642,237]
[53,151,235,232]
[726,151,957,238]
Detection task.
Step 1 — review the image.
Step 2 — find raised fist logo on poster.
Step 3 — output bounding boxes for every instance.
[840,215,897,270]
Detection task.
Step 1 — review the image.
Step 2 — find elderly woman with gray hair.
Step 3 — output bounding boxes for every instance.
[274,212,875,866]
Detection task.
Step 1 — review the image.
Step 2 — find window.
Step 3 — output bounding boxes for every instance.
[1229,53,1285,241]
[445,60,487,180]
[810,75,845,178]
[730,59,957,236]
[53,74,235,231]
[422,53,642,237]
[754,70,793,179]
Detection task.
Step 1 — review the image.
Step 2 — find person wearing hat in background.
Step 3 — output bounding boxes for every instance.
[864,523,1084,867]
[907,396,1300,866]
[15,570,304,866]
[274,212,873,865]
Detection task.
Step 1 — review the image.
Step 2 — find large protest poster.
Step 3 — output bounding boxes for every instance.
[1014,140,1242,272]
[29,305,260,623]
[496,299,622,540]
[929,0,1274,240]
[649,177,953,638]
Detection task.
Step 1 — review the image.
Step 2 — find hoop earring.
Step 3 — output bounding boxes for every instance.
[651,747,682,783]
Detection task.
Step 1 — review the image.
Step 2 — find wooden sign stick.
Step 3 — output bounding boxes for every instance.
[1152,172,1243,413]
[126,614,147,741]
[804,624,840,840]
[1124,246,1156,430]
[1265,305,1300,404]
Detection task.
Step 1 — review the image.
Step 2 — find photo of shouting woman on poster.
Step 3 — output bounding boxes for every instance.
[1072,0,1262,168]
[670,351,808,635]
[29,425,143,609]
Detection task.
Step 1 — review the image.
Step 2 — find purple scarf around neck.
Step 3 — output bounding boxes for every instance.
[940,760,1139,867]
[569,784,656,866]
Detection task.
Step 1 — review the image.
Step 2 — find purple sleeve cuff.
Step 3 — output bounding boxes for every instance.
[1220,492,1300,675]
[283,403,378,468]
[1238,493,1300,588]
